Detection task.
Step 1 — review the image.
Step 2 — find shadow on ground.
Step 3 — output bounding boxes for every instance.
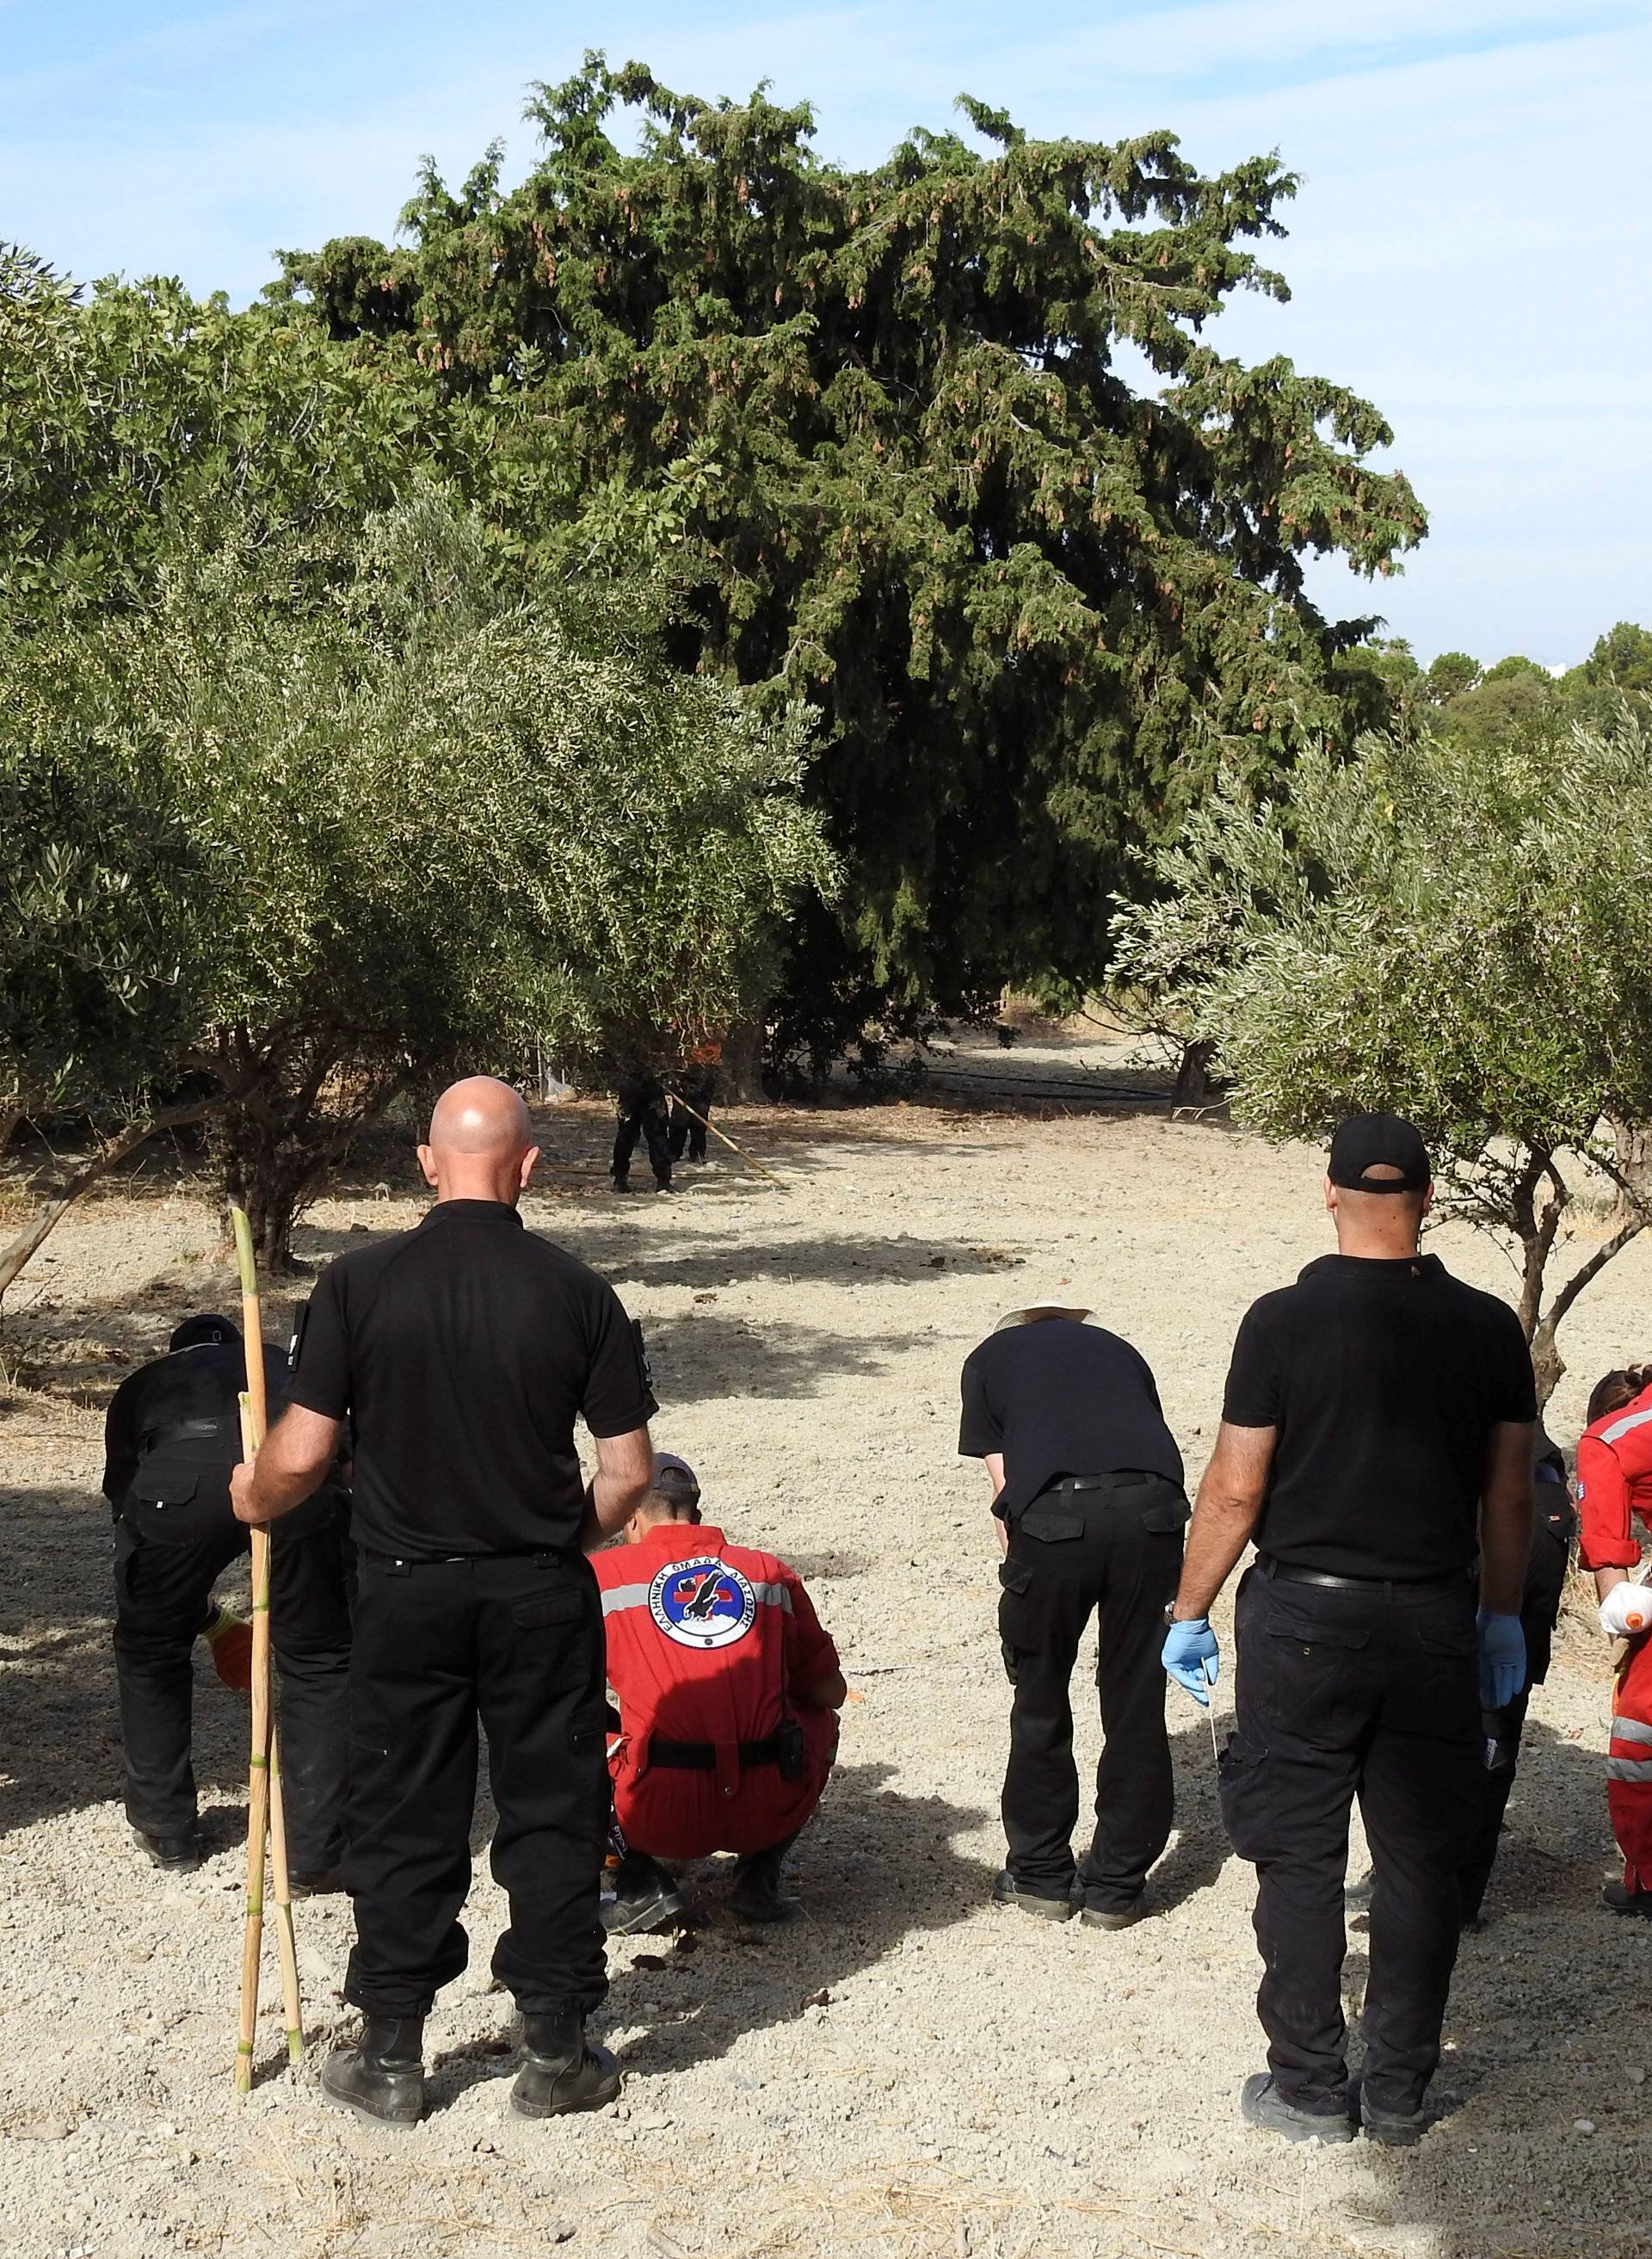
[0,1484,251,1842]
[426,1759,994,2108]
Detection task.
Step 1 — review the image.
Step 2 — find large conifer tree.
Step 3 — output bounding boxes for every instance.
[280,56,1425,1055]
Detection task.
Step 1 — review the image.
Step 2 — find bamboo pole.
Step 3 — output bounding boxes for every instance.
[237,1389,303,2066]
[235,1436,270,2095]
[662,1089,788,1190]
[230,1207,303,2087]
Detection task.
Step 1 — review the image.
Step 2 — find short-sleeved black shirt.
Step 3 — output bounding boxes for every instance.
[287,1200,656,1558]
[959,1318,1184,1522]
[1222,1251,1537,1580]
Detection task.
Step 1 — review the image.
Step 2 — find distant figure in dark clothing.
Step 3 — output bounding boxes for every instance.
[612,1071,672,1194]
[668,1047,719,1165]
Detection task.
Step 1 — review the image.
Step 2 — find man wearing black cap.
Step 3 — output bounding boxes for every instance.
[1162,1114,1535,2146]
[103,1312,352,1879]
[959,1292,1192,1929]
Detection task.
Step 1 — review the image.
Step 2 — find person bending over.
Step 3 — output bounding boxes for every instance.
[595,1454,844,1932]
[959,1292,1189,1929]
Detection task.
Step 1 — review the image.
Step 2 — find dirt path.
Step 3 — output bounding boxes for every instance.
[0,1094,1645,2258]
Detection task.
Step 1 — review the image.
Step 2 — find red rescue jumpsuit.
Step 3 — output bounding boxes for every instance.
[594,1523,840,1861]
[1576,1382,1652,1889]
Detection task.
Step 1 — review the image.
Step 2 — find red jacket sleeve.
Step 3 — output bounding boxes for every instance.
[782,1569,840,1693]
[1577,1428,1642,1571]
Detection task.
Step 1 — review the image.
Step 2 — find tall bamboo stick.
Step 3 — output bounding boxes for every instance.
[230,1207,303,2086]
[662,1089,788,1189]
[235,1437,270,2095]
[237,1391,304,2066]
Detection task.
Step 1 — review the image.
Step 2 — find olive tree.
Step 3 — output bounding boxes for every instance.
[1111,707,1652,1402]
[0,494,831,1283]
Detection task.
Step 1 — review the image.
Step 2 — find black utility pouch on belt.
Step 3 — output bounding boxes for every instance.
[776,1717,806,1783]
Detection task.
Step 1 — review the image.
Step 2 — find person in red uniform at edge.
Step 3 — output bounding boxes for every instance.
[594,1453,846,1931]
[1575,1362,1652,1914]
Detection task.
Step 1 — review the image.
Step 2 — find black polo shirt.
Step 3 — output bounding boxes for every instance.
[959,1318,1184,1522]
[103,1338,292,1507]
[1222,1252,1537,1580]
[287,1200,656,1558]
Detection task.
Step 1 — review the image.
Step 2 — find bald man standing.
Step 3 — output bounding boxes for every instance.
[233,1077,656,2127]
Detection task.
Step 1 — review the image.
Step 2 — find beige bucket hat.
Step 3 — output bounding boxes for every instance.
[995,1292,1093,1331]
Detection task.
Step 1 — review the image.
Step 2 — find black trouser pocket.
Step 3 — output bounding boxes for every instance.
[1140,1487,1192,1535]
[998,1560,1033,1684]
[511,1587,588,1633]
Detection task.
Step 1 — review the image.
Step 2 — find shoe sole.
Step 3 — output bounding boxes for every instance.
[1080,1904,1144,1930]
[602,1892,686,1935]
[994,1893,1074,1922]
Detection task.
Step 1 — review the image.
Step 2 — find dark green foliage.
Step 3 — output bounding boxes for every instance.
[277,56,1427,1052]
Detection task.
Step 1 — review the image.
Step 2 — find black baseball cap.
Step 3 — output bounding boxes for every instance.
[1327,1113,1431,1194]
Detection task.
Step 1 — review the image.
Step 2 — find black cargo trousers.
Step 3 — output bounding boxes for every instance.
[343,1548,611,2021]
[996,1472,1190,1914]
[1220,1560,1483,2120]
[668,1070,716,1162]
[113,1461,350,1873]
[612,1074,673,1189]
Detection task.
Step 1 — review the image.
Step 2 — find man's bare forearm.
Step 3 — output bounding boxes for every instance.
[1477,1491,1531,1616]
[583,1424,656,1549]
[1174,1497,1261,1620]
[1171,1422,1275,1620]
[231,1404,342,1527]
[1477,1421,1537,1617]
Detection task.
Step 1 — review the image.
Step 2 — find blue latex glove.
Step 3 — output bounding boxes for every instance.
[1476,1608,1526,1711]
[1162,1616,1220,1707]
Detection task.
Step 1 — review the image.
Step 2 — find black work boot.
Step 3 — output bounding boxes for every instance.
[1079,1894,1145,1931]
[991,1867,1074,1922]
[602,1852,685,1935]
[1601,1879,1652,1916]
[1353,2077,1427,2147]
[1240,2072,1355,2145]
[729,1844,800,1923]
[288,1867,343,1898]
[320,2018,426,2127]
[132,1825,205,1873]
[510,2011,622,2119]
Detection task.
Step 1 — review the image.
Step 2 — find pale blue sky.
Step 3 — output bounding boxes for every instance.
[3,1,1649,664]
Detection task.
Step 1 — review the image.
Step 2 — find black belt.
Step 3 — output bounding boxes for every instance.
[1261,1557,1470,1600]
[1049,1472,1150,1494]
[648,1731,787,1771]
[361,1546,575,1571]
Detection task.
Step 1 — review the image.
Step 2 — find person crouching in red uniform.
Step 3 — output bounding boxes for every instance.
[593,1454,845,1931]
[1576,1363,1652,1915]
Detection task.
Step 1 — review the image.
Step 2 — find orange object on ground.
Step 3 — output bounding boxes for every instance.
[202,1606,253,1693]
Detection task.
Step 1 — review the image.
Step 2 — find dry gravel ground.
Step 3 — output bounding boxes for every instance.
[1,1066,1649,2259]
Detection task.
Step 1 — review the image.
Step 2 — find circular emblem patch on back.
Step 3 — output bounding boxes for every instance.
[649,1557,757,1650]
